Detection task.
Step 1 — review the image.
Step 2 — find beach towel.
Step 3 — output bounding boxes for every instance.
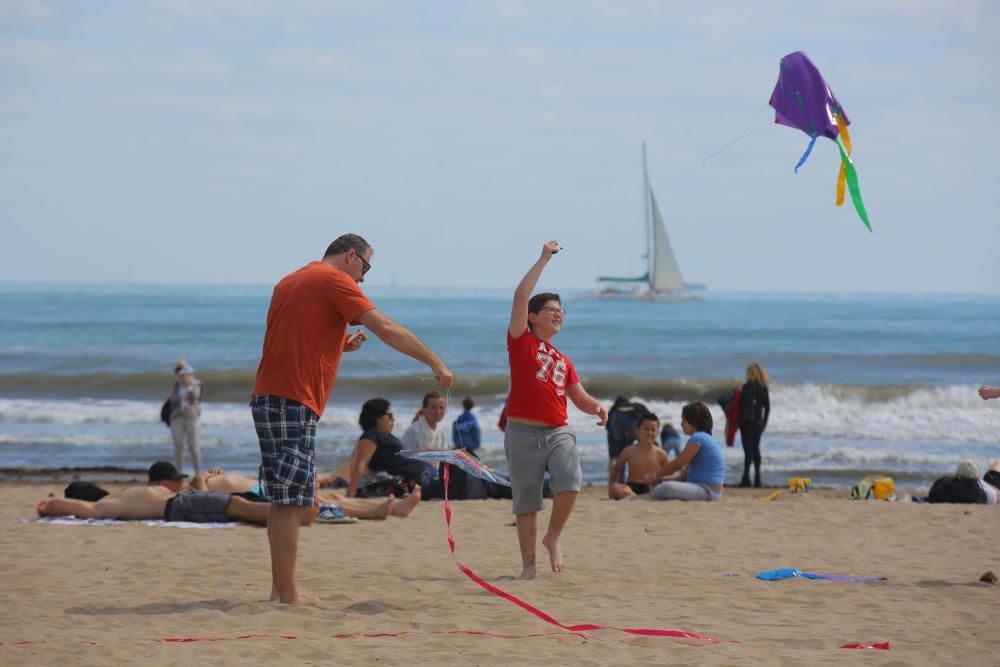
[30,516,240,529]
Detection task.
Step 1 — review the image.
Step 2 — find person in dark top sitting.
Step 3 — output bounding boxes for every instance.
[738,362,771,488]
[347,397,438,498]
[660,421,682,460]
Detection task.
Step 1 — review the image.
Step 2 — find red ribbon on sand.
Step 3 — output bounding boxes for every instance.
[441,464,723,642]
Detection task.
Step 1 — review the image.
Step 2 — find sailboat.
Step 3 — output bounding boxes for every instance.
[586,143,703,301]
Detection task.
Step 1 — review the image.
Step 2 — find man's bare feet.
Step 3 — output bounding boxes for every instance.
[516,564,537,581]
[270,588,321,605]
[390,486,421,518]
[542,534,565,573]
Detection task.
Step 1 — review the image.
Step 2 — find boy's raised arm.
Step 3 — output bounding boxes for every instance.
[509,240,560,338]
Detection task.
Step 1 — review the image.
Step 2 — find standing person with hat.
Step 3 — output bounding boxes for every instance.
[167,361,204,475]
[250,233,453,605]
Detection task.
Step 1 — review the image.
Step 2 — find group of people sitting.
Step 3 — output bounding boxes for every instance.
[606,401,726,502]
[37,391,492,525]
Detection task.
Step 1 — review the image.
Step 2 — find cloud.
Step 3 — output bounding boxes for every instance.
[0,0,54,22]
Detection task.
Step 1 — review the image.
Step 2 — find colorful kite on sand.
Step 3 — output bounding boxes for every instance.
[769,51,872,232]
[400,448,511,486]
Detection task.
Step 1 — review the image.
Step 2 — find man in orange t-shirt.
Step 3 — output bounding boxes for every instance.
[250,233,453,605]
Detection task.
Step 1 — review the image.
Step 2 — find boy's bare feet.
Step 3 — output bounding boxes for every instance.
[542,533,565,573]
[390,486,421,518]
[516,553,537,580]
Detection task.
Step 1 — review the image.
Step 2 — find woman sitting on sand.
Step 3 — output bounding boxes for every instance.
[346,398,438,498]
[649,402,726,502]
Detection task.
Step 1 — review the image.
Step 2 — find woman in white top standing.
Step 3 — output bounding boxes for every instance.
[401,391,448,450]
[168,361,204,474]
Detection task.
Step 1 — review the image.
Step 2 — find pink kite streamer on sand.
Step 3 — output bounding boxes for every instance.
[440,464,724,642]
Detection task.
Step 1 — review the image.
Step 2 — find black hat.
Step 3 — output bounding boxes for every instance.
[148,461,187,482]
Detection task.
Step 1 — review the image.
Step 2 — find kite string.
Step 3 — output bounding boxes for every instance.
[355,341,466,448]
[697,102,772,167]
[356,346,435,382]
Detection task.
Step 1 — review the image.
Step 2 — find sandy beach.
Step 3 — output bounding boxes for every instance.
[2,481,997,666]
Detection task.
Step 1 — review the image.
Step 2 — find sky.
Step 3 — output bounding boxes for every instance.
[1,0,998,294]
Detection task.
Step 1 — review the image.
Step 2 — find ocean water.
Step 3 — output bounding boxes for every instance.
[1,282,998,490]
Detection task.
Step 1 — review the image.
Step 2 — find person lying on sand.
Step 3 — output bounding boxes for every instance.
[608,413,668,499]
[195,464,420,520]
[37,484,298,526]
[60,461,421,521]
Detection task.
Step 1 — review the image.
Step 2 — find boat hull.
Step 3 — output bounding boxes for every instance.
[578,287,703,302]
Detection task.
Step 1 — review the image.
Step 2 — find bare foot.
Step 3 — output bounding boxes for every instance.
[516,556,537,581]
[376,496,394,520]
[289,591,322,606]
[542,534,565,573]
[391,486,421,518]
[272,589,321,605]
[37,500,49,517]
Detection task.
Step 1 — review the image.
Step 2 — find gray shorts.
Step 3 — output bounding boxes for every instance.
[503,422,582,515]
[163,489,231,523]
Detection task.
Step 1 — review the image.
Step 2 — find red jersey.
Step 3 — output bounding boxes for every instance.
[253,262,374,418]
[506,329,579,427]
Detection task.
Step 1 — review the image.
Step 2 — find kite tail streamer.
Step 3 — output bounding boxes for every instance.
[834,136,872,232]
[834,113,852,206]
[440,464,723,642]
[793,129,817,173]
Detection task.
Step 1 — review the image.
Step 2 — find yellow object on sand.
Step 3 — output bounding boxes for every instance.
[761,489,784,501]
[787,478,811,493]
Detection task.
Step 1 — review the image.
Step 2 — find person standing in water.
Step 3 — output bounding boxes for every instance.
[504,240,607,580]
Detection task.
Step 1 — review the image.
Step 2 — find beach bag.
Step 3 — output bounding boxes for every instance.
[445,464,512,501]
[927,476,986,504]
[64,480,109,501]
[356,473,415,499]
[851,475,895,500]
[160,398,173,425]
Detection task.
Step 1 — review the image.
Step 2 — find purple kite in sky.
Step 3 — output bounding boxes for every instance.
[769,51,872,232]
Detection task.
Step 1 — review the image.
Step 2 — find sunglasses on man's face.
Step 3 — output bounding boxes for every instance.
[356,252,371,275]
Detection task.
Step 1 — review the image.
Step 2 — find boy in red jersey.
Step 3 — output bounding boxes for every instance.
[504,240,608,580]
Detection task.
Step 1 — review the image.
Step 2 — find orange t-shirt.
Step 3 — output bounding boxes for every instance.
[252,262,375,418]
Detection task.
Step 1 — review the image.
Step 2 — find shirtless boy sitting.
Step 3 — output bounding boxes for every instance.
[608,413,669,500]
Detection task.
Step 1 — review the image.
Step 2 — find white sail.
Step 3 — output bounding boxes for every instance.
[586,142,702,301]
[647,189,685,292]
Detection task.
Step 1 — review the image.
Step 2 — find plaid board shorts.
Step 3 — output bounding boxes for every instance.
[250,395,318,506]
